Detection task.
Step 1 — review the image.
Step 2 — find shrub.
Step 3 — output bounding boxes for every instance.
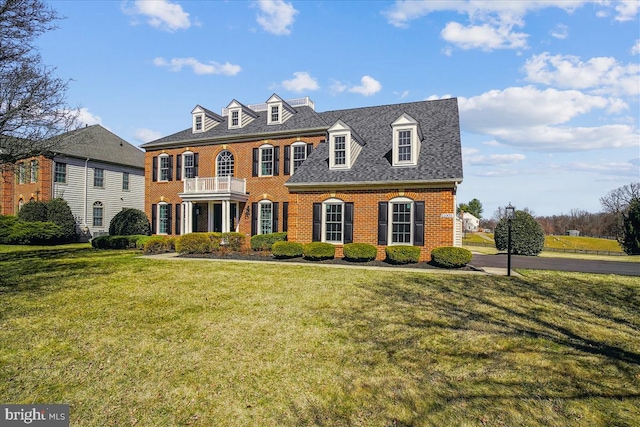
[45,198,78,242]
[222,232,245,251]
[17,201,47,222]
[303,242,335,260]
[272,241,303,259]
[207,232,224,250]
[385,246,421,264]
[343,243,377,262]
[250,232,287,251]
[5,221,64,245]
[109,208,151,236]
[0,215,19,243]
[142,236,173,254]
[175,233,212,254]
[91,235,144,249]
[620,197,640,255]
[494,210,545,256]
[431,246,472,268]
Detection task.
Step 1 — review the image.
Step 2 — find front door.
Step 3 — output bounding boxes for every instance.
[212,203,223,232]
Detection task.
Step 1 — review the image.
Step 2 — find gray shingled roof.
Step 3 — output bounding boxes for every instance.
[288,98,463,185]
[52,125,144,169]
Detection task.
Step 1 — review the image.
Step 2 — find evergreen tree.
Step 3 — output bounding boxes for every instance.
[620,197,640,255]
[494,210,544,256]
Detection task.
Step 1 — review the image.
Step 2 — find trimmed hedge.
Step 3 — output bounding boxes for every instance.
[3,221,64,245]
[91,235,147,250]
[272,241,303,259]
[142,236,175,254]
[0,215,19,242]
[209,232,246,251]
[175,233,212,254]
[109,208,151,236]
[431,246,472,268]
[385,246,421,264]
[303,242,335,260]
[343,243,377,262]
[250,232,287,251]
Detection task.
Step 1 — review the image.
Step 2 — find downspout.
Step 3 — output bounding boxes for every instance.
[84,158,90,227]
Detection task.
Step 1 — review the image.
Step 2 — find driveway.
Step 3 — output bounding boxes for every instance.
[471,253,640,277]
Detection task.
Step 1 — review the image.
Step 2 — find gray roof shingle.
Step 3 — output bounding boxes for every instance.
[52,125,144,169]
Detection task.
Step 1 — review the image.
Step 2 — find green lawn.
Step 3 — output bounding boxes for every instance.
[1,245,639,426]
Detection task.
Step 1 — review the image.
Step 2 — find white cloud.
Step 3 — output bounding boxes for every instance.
[281,72,319,92]
[441,21,528,51]
[153,57,241,75]
[124,0,191,32]
[348,76,382,96]
[551,160,639,177]
[134,128,162,143]
[614,0,640,21]
[77,108,103,126]
[255,0,298,35]
[463,147,526,166]
[522,52,640,96]
[632,40,640,55]
[458,86,639,151]
[549,23,568,39]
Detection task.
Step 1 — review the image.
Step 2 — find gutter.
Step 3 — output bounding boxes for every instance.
[83,157,89,227]
[285,177,464,190]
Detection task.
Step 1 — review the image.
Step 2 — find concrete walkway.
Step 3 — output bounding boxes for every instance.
[141,252,518,276]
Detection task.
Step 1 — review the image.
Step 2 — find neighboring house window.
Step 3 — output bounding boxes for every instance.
[94,168,104,188]
[54,162,67,183]
[323,199,344,243]
[216,150,234,177]
[93,201,104,227]
[390,200,412,244]
[159,155,170,181]
[158,203,169,234]
[333,135,346,166]
[260,145,273,177]
[122,172,129,191]
[259,201,272,235]
[230,110,240,127]
[194,115,203,131]
[17,162,25,184]
[183,152,195,179]
[18,198,24,210]
[292,142,307,174]
[30,160,38,183]
[270,105,279,124]
[398,130,412,162]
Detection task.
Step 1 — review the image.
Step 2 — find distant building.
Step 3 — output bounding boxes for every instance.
[1,125,145,239]
[566,229,580,236]
[462,212,480,232]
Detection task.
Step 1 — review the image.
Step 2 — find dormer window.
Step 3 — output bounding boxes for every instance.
[266,94,295,125]
[327,120,364,170]
[194,115,203,132]
[230,110,240,128]
[391,113,422,167]
[191,105,223,133]
[270,105,280,124]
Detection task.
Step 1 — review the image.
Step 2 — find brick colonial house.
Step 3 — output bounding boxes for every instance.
[1,125,145,239]
[141,95,463,261]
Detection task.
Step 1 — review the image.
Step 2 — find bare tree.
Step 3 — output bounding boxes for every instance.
[0,0,79,166]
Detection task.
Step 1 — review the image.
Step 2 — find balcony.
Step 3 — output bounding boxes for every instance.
[180,176,248,201]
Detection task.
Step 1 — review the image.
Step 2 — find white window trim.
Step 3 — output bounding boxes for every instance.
[268,103,282,125]
[322,198,344,244]
[157,202,169,235]
[54,162,67,184]
[193,114,204,133]
[182,151,195,180]
[257,200,273,235]
[94,168,105,188]
[388,197,414,246]
[122,172,130,191]
[259,144,274,177]
[158,153,170,182]
[291,141,307,175]
[229,108,241,129]
[391,114,420,167]
[329,133,350,170]
[93,201,104,227]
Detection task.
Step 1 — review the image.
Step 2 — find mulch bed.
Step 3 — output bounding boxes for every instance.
[179,251,481,271]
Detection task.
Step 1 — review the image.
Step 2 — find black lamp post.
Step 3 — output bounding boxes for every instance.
[506,203,515,276]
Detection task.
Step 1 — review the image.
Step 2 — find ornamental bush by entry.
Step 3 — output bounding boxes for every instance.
[302,242,335,260]
[385,246,421,264]
[494,210,545,256]
[343,243,377,262]
[109,208,151,236]
[430,246,472,268]
[175,233,212,254]
[272,241,303,259]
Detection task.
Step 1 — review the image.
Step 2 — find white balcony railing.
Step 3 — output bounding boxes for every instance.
[182,177,246,195]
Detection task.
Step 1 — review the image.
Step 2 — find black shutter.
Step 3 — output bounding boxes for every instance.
[273,146,280,176]
[344,202,354,244]
[282,202,288,232]
[307,143,314,156]
[252,148,259,177]
[378,202,388,245]
[152,157,158,182]
[194,153,199,177]
[176,155,182,181]
[175,204,181,235]
[312,203,322,242]
[151,204,157,234]
[272,202,279,232]
[414,201,425,246]
[167,156,173,181]
[167,205,172,235]
[284,145,291,175]
[251,202,258,235]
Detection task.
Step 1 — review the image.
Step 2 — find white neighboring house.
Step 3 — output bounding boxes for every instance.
[51,125,145,239]
[462,212,480,233]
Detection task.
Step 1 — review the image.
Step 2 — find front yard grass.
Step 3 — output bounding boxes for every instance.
[0,245,639,426]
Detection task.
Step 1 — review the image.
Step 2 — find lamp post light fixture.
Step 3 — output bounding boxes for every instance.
[506,203,515,277]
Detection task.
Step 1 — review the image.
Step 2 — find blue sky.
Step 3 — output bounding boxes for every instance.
[38,0,639,217]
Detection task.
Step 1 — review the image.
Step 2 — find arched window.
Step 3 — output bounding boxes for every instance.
[93,201,104,227]
[216,150,234,177]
